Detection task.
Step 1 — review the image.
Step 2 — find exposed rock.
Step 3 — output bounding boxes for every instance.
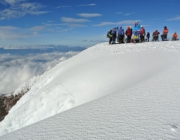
[0,74,37,122]
[0,92,25,122]
[0,95,7,122]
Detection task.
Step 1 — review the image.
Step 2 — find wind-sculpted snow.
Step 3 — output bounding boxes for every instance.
[1,57,180,139]
[0,41,180,139]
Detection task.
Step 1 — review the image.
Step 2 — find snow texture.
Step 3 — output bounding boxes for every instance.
[0,41,180,139]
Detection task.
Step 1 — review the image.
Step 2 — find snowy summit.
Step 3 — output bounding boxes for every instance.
[1,41,180,139]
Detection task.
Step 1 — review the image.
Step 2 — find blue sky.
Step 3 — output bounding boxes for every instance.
[0,0,180,47]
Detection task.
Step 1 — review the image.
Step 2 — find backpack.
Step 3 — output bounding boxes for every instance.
[107,30,112,38]
[134,35,139,39]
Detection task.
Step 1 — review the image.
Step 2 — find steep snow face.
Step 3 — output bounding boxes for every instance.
[0,41,180,136]
[1,59,180,140]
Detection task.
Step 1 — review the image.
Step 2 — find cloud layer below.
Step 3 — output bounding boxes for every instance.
[0,47,83,94]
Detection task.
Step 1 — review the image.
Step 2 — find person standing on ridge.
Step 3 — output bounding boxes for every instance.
[117,27,124,44]
[140,26,146,42]
[146,32,150,42]
[152,30,160,41]
[111,27,118,44]
[161,26,168,41]
[107,28,113,44]
[122,28,125,43]
[130,26,133,42]
[172,32,178,41]
[133,21,141,43]
[125,26,132,43]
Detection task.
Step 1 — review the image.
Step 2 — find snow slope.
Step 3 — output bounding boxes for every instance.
[1,41,180,139]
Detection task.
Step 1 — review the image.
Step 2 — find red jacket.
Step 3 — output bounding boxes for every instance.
[173,33,178,38]
[163,28,168,34]
[153,31,160,36]
[126,27,132,36]
[141,27,145,35]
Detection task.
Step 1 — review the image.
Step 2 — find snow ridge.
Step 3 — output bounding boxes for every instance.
[13,75,41,96]
[0,41,180,139]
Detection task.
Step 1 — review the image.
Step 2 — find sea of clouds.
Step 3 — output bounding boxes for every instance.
[0,45,85,94]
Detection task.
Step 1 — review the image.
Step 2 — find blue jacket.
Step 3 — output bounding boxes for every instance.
[111,27,118,35]
[133,23,141,33]
[118,27,124,35]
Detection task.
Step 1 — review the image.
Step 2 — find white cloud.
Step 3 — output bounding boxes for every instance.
[0,26,26,39]
[0,9,22,20]
[1,0,24,5]
[116,12,134,16]
[30,26,46,31]
[61,17,90,23]
[168,16,180,21]
[0,0,48,20]
[57,3,96,9]
[57,23,86,30]
[0,26,18,30]
[77,13,102,18]
[116,12,123,14]
[0,25,44,39]
[93,22,115,26]
[44,23,62,27]
[0,22,77,40]
[0,24,61,40]
[76,3,96,7]
[124,12,134,16]
[57,5,72,8]
[93,20,137,26]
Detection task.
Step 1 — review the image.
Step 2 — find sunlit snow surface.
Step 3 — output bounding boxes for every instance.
[1,41,180,139]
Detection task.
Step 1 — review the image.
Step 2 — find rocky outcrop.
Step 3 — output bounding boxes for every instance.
[0,93,25,122]
[0,75,39,122]
[0,96,7,122]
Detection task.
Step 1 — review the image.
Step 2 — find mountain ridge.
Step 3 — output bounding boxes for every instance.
[0,41,180,138]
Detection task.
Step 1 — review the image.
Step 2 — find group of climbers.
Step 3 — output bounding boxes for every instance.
[151,26,178,41]
[107,21,179,44]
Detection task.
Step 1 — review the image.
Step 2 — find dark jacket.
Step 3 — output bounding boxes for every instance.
[147,32,150,38]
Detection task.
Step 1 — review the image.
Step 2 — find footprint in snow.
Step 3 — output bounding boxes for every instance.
[170,125,178,132]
